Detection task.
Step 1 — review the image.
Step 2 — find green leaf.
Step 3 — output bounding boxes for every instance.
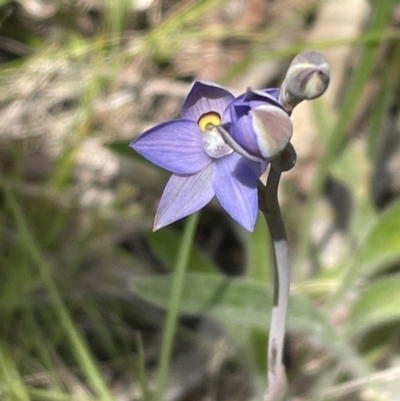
[330,136,377,247]
[334,200,400,302]
[132,272,367,377]
[144,228,218,273]
[106,139,132,158]
[348,274,400,336]
[355,201,400,271]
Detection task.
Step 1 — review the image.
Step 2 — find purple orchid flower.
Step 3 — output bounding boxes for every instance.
[130,80,266,231]
[219,88,293,162]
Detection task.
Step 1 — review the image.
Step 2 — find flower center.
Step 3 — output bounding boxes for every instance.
[198,112,221,132]
[198,112,233,159]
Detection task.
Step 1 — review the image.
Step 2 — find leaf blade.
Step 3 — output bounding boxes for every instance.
[132,272,368,377]
[348,274,400,336]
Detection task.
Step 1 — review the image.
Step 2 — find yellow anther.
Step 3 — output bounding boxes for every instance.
[198,112,221,132]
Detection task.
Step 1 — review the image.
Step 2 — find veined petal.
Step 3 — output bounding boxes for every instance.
[182,80,235,122]
[130,120,210,174]
[213,153,258,231]
[154,164,215,230]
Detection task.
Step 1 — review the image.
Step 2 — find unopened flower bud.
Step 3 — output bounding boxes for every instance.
[280,50,330,112]
[221,89,293,162]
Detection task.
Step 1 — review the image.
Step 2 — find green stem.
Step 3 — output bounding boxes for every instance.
[156,212,200,401]
[136,332,151,401]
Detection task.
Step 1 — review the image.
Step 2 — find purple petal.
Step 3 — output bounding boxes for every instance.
[252,160,269,177]
[130,120,210,174]
[154,164,215,230]
[182,80,235,122]
[216,123,265,164]
[264,87,280,101]
[223,88,283,126]
[213,153,258,231]
[244,88,281,106]
[233,114,261,157]
[232,88,281,108]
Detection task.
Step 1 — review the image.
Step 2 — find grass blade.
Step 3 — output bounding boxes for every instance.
[296,1,395,268]
[4,185,114,401]
[155,212,200,401]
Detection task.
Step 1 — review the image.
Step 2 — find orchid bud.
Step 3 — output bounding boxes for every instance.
[280,50,330,112]
[221,89,293,162]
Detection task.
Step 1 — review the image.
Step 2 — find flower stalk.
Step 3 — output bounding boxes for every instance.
[258,144,296,400]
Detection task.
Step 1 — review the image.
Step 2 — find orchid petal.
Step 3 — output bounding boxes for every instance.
[233,114,262,157]
[182,80,235,122]
[252,160,269,178]
[130,120,210,174]
[213,153,258,231]
[232,88,281,108]
[244,88,282,107]
[250,104,293,159]
[154,164,214,230]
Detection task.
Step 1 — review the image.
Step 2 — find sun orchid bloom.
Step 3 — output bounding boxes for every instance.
[130,80,266,231]
[221,88,293,162]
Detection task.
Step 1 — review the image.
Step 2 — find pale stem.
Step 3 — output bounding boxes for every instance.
[258,144,296,401]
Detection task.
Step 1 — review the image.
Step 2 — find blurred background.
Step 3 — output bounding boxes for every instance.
[1,0,400,400]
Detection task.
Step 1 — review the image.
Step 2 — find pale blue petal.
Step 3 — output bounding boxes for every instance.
[182,80,235,122]
[233,114,261,157]
[213,153,258,231]
[154,164,215,230]
[244,88,282,107]
[249,159,269,177]
[231,88,282,111]
[130,120,210,174]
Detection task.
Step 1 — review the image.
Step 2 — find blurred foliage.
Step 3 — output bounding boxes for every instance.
[1,0,400,401]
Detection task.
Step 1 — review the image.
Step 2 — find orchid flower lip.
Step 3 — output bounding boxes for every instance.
[202,125,233,158]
